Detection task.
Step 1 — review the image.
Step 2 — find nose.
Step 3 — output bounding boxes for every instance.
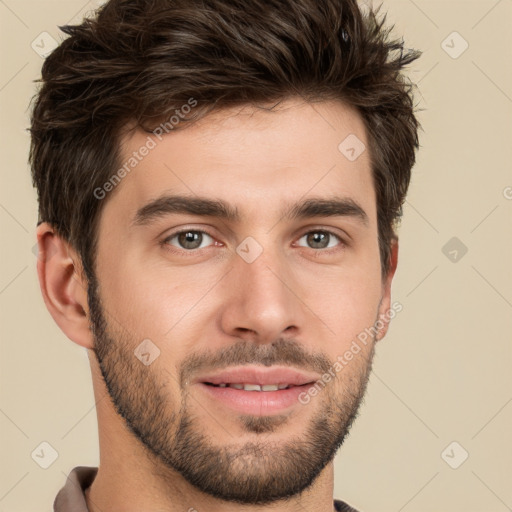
[219,244,303,344]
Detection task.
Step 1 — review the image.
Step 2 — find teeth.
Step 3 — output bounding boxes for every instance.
[215,383,290,391]
[243,384,261,391]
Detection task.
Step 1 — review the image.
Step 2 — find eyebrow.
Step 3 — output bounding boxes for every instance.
[131,194,369,227]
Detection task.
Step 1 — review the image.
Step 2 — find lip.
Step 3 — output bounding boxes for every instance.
[192,365,320,415]
[192,365,320,387]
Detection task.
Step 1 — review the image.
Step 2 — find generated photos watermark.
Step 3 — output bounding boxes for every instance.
[298,300,404,405]
[93,98,198,200]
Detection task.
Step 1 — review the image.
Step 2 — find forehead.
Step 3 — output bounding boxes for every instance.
[99,98,376,232]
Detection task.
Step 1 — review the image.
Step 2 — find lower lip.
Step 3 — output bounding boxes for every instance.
[197,383,313,415]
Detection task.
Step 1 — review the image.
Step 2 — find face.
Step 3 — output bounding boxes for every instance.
[87,98,393,505]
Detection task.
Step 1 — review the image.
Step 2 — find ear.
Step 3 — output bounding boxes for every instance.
[35,222,94,349]
[375,236,399,342]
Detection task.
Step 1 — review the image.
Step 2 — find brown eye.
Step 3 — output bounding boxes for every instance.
[297,231,342,250]
[164,230,214,250]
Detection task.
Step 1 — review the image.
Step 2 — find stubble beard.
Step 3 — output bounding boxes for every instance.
[87,276,375,505]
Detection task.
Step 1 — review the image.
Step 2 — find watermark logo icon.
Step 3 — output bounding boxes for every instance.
[338,134,366,162]
[441,31,469,59]
[236,237,263,263]
[32,239,58,262]
[442,237,468,263]
[31,32,59,58]
[134,338,161,366]
[441,441,469,469]
[31,441,59,469]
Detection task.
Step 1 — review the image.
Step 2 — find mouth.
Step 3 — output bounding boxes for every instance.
[193,366,319,415]
[204,382,303,391]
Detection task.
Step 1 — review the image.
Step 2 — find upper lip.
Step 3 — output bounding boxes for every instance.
[193,365,320,386]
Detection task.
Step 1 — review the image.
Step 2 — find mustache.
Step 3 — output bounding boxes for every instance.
[179,338,333,388]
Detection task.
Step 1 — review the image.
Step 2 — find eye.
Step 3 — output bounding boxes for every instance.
[163,229,215,251]
[296,230,343,250]
[160,227,345,256]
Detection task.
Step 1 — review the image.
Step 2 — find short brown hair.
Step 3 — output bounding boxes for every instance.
[29,0,421,283]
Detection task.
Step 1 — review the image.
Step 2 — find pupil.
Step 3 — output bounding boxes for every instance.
[309,232,328,248]
[180,231,201,249]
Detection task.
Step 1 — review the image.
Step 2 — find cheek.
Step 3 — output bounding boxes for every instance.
[300,261,382,312]
[296,266,382,354]
[121,266,228,358]
[95,249,195,341]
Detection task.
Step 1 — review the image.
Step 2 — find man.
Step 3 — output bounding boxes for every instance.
[30,0,421,510]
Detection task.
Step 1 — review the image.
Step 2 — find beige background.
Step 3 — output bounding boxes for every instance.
[1,0,511,511]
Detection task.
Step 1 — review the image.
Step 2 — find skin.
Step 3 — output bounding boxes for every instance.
[36,97,398,512]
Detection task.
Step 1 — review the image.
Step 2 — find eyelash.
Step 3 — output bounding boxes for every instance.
[160,227,347,256]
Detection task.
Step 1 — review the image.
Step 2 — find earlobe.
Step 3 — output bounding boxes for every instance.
[375,237,399,342]
[35,222,94,350]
